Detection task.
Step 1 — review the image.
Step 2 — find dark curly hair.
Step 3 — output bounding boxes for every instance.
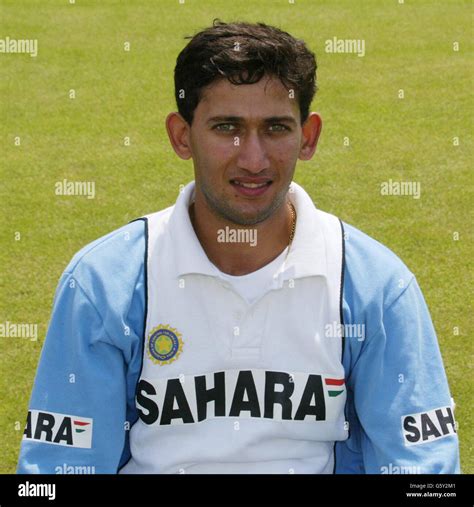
[174,19,317,125]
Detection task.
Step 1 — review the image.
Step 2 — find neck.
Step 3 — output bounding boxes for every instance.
[190,195,294,276]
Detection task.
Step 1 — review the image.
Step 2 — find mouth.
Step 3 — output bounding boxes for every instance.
[230,178,273,197]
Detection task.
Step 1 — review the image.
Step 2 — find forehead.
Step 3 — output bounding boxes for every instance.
[196,75,299,120]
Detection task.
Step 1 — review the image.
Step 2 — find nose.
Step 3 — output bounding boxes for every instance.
[236,131,270,174]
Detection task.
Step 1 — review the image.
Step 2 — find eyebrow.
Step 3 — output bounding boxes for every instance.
[207,115,298,126]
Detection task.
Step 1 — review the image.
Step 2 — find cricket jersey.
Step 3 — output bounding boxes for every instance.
[17,181,460,474]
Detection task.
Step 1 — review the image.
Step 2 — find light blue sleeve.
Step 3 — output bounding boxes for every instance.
[335,223,460,474]
[17,220,146,474]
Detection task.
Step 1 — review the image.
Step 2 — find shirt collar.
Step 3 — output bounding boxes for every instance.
[168,182,219,278]
[168,181,328,280]
[282,181,327,280]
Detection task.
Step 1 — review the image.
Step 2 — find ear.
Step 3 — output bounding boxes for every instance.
[165,112,193,160]
[298,112,322,161]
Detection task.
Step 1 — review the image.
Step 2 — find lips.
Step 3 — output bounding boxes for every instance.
[233,181,269,189]
[230,178,272,197]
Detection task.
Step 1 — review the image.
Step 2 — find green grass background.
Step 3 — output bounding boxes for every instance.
[0,0,472,473]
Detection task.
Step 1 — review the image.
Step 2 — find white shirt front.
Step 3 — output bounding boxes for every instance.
[217,247,289,305]
[120,181,348,474]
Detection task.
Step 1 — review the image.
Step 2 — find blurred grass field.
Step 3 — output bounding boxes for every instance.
[0,0,472,473]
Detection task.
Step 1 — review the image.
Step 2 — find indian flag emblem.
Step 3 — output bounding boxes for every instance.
[73,420,91,433]
[324,377,345,397]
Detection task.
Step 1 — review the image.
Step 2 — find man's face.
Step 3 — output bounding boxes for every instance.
[188,75,305,226]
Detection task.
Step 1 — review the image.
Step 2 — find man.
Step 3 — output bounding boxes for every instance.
[17,20,460,474]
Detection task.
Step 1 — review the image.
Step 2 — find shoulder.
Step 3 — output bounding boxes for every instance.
[64,206,173,279]
[341,221,415,335]
[61,207,175,331]
[57,218,151,348]
[342,222,414,294]
[65,219,147,283]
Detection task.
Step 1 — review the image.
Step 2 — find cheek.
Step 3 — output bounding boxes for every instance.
[193,139,235,180]
[191,129,230,160]
[201,139,240,172]
[267,137,301,164]
[194,130,231,154]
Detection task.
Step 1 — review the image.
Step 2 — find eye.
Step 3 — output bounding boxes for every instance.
[268,124,291,132]
[213,123,237,132]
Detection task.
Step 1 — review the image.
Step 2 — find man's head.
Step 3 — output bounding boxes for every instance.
[166,20,322,226]
[174,19,317,126]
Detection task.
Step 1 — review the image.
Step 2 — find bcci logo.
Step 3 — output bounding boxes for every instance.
[147,324,184,365]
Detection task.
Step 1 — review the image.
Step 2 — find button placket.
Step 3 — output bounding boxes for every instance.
[230,300,266,358]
